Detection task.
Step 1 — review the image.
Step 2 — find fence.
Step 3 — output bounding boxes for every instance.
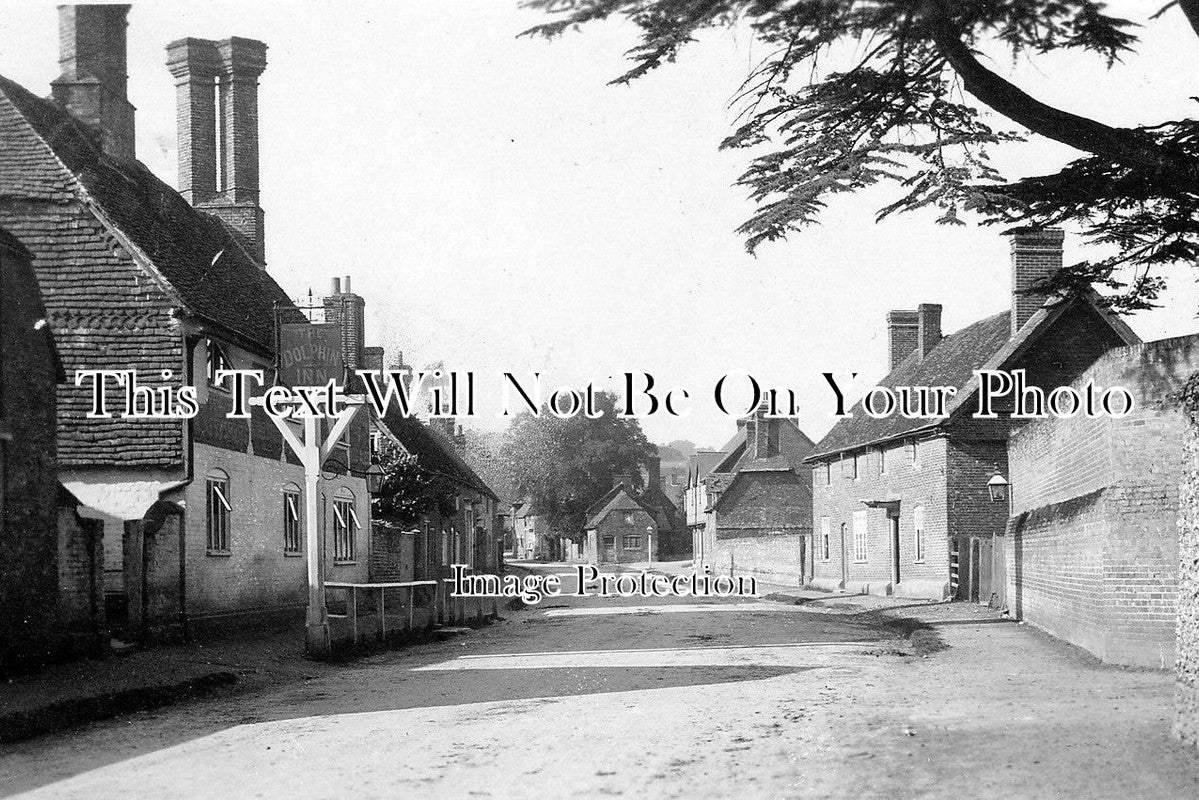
[325,578,500,647]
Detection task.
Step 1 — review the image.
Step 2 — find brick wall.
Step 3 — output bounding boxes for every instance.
[56,507,105,652]
[1008,334,1199,667]
[710,470,811,585]
[370,523,414,583]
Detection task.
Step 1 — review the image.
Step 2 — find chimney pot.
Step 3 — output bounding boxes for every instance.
[343,276,352,294]
[1010,227,1065,336]
[330,277,341,295]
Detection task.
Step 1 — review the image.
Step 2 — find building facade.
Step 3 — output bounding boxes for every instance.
[0,7,370,640]
[807,230,1139,600]
[583,485,657,564]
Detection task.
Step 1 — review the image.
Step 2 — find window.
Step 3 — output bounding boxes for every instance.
[852,509,868,563]
[283,484,301,554]
[913,506,925,563]
[602,535,615,547]
[878,446,887,475]
[852,453,860,479]
[206,469,231,552]
[205,338,232,389]
[907,438,920,467]
[623,535,641,549]
[671,473,680,486]
[824,462,831,486]
[332,489,358,562]
[820,516,831,561]
[623,513,634,526]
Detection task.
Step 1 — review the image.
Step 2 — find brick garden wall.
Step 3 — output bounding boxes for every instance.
[370,523,414,583]
[711,471,811,586]
[1007,334,1199,667]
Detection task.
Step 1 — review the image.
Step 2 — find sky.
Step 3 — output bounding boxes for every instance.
[3,1,1198,449]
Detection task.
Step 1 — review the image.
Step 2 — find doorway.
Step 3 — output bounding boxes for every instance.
[889,514,901,588]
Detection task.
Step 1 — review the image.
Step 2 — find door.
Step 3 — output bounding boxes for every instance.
[601,534,616,563]
[889,515,901,588]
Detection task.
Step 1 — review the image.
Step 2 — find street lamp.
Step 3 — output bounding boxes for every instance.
[987,470,1009,502]
[366,456,384,496]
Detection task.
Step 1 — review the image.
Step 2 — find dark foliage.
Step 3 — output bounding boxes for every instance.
[523,0,1199,311]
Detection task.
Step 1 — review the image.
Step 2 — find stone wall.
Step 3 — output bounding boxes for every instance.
[1175,371,1199,747]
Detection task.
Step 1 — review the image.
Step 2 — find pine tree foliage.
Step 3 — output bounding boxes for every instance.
[523,0,1199,311]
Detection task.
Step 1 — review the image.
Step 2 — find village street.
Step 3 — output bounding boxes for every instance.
[3,566,1199,799]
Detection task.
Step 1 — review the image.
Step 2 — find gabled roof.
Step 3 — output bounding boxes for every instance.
[0,74,305,354]
[808,293,1140,461]
[584,485,650,530]
[377,409,499,500]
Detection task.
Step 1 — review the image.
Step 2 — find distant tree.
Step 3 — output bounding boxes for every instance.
[500,391,657,533]
[523,0,1199,311]
[372,440,457,527]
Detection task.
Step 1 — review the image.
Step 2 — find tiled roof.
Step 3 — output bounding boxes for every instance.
[808,295,1140,461]
[379,409,498,500]
[584,486,648,530]
[810,312,1011,459]
[0,74,305,354]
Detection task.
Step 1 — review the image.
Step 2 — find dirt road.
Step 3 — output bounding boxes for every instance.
[2,567,1198,798]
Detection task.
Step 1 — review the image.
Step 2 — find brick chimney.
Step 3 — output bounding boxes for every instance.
[747,401,780,459]
[886,310,919,371]
[1011,228,1064,336]
[322,275,366,371]
[51,5,136,160]
[647,454,662,492]
[917,303,942,360]
[167,36,268,264]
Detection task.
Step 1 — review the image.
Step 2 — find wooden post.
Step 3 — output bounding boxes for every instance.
[380,586,386,639]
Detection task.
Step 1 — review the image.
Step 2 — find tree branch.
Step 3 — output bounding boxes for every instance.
[924,1,1197,181]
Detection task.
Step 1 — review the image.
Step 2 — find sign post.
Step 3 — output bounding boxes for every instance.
[264,321,358,658]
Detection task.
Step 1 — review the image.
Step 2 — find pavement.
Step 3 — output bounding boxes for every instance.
[2,563,1198,798]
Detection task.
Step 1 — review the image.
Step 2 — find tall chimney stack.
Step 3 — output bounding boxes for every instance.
[52,4,136,160]
[886,310,919,371]
[917,303,942,360]
[1011,228,1064,336]
[167,36,268,265]
[323,276,366,371]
